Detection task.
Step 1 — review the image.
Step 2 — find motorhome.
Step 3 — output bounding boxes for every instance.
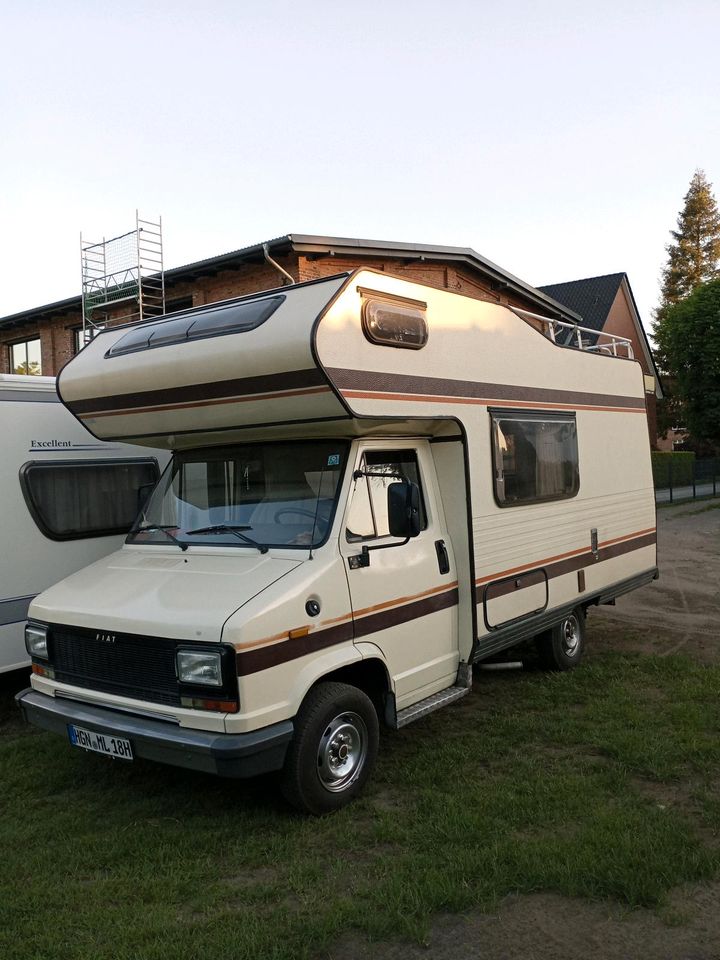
[17,272,657,813]
[0,374,167,674]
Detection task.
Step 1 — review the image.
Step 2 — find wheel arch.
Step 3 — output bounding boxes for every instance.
[308,655,391,724]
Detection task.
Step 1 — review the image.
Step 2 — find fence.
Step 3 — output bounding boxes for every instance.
[654,458,720,504]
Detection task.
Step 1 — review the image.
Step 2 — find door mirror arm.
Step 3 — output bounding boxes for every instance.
[348,474,421,569]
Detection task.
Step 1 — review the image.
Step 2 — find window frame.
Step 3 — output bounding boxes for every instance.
[128,439,350,552]
[73,323,106,355]
[489,408,580,509]
[9,337,42,376]
[105,295,285,358]
[359,290,429,351]
[345,448,428,543]
[19,458,160,541]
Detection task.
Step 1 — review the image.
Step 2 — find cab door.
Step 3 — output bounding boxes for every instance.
[340,441,459,708]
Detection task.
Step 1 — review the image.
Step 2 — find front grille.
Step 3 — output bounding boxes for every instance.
[49,626,181,706]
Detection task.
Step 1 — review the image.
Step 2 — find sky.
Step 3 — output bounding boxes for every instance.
[1,0,718,329]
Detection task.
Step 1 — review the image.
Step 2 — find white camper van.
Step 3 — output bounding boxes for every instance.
[17,272,657,813]
[1,374,166,674]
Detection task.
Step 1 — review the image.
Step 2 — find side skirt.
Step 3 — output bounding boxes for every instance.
[470,567,659,664]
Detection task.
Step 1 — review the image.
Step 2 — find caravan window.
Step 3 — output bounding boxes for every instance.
[21,459,160,540]
[491,411,579,506]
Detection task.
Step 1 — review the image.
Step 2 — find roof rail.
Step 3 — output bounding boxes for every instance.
[511,308,634,359]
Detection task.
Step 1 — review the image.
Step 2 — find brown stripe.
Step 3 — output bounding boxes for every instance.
[475,531,657,604]
[353,585,459,639]
[80,386,331,420]
[235,585,459,676]
[236,620,354,676]
[475,527,656,585]
[349,580,458,620]
[326,368,646,412]
[66,368,327,417]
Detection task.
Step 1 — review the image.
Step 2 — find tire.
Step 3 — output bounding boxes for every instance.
[536,608,585,671]
[281,681,379,815]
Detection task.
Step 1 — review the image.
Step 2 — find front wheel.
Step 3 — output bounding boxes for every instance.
[536,608,585,671]
[281,682,379,815]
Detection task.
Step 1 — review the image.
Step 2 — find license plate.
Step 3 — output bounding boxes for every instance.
[67,724,133,761]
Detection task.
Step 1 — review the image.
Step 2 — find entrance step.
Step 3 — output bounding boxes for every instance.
[395,685,469,729]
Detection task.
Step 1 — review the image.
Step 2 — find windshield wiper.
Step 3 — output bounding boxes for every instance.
[186,524,268,554]
[131,524,188,552]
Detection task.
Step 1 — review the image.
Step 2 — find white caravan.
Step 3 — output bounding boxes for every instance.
[17,273,657,813]
[1,375,166,673]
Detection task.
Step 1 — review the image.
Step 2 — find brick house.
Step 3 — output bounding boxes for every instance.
[0,234,660,441]
[538,273,662,443]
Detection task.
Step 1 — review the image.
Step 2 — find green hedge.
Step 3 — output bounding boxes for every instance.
[651,451,695,487]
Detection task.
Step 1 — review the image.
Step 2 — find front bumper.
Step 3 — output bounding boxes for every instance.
[16,689,294,779]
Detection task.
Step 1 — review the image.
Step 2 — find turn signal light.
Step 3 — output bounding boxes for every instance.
[180,696,239,713]
[31,663,55,679]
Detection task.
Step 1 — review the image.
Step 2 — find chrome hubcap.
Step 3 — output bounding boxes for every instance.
[317,712,367,793]
[562,615,581,657]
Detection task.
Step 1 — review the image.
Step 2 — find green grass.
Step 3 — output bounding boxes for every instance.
[2,649,720,959]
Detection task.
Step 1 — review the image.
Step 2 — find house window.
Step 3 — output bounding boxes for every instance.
[10,338,42,376]
[74,323,105,354]
[491,410,579,506]
[20,459,160,540]
[164,296,194,314]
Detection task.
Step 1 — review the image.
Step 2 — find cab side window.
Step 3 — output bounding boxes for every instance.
[346,449,427,542]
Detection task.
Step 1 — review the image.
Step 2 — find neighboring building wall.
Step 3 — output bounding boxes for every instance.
[297,255,547,318]
[0,309,83,377]
[601,284,658,446]
[1,250,551,377]
[0,253,302,377]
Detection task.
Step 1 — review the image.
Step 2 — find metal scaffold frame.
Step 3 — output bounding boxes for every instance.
[80,212,165,343]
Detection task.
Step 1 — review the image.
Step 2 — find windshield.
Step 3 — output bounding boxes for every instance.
[128,440,348,550]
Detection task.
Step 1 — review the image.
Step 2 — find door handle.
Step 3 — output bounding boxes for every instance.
[435,539,450,575]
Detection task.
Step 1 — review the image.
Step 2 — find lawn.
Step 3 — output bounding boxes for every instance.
[2,648,719,960]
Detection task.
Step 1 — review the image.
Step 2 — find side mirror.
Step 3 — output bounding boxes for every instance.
[387,481,422,539]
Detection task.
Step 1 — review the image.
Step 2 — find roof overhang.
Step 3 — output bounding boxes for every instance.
[0,233,582,332]
[619,275,663,399]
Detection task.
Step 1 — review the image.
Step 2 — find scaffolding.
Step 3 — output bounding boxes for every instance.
[80,212,165,341]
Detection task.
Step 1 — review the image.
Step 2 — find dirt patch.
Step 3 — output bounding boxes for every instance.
[331,885,720,960]
[589,505,720,663]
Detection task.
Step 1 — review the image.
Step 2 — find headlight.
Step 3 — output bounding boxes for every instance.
[25,623,48,659]
[176,649,222,686]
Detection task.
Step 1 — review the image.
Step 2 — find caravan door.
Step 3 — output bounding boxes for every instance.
[340,441,459,708]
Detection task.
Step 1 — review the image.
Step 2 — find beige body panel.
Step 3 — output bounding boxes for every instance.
[57,277,349,446]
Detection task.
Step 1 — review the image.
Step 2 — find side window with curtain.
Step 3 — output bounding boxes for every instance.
[346,449,427,542]
[491,412,579,506]
[20,459,159,540]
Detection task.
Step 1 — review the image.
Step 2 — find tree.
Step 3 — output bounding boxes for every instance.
[659,169,720,310]
[653,171,720,441]
[653,279,720,452]
[14,360,41,376]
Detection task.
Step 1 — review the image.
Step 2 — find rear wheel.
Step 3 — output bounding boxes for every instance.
[281,681,379,815]
[536,608,585,671]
